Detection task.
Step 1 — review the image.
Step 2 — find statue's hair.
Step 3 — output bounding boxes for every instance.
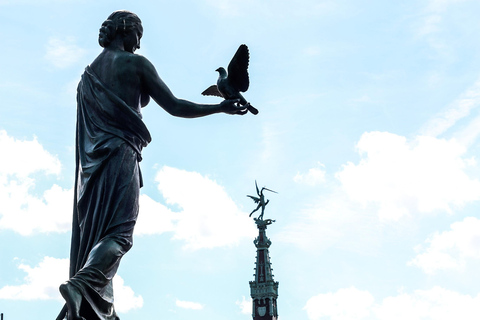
[98,10,142,48]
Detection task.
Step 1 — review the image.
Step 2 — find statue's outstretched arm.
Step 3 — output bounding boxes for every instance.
[139,56,246,117]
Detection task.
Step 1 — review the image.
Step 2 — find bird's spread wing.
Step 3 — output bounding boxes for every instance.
[201,85,223,97]
[227,44,250,93]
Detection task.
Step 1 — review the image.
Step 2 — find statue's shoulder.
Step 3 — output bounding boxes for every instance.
[114,51,146,64]
[128,54,159,78]
[132,53,155,69]
[127,52,148,62]
[110,52,152,72]
[107,52,152,78]
[91,49,149,70]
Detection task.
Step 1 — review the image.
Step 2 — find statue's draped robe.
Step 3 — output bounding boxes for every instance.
[61,66,151,320]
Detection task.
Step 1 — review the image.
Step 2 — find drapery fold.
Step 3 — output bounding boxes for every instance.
[59,66,151,320]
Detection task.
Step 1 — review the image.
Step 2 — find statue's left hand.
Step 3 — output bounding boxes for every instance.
[220,99,248,115]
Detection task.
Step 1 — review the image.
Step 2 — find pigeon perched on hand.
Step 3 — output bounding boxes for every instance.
[202,44,258,115]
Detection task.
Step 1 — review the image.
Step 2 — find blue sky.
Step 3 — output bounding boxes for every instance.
[2,0,480,319]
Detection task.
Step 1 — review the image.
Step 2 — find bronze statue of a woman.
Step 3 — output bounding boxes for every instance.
[57,10,246,320]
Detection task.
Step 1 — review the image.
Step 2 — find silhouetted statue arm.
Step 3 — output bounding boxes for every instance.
[139,56,247,118]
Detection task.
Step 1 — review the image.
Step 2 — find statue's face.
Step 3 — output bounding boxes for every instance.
[123,27,142,53]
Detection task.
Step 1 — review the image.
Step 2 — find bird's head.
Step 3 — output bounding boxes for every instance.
[215,67,227,78]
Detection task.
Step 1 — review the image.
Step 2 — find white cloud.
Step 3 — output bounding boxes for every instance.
[305,287,375,320]
[0,257,143,313]
[175,299,204,310]
[0,183,73,235]
[136,166,256,250]
[421,78,480,138]
[156,166,255,249]
[408,217,480,274]
[337,132,480,221]
[282,129,480,252]
[279,189,382,253]
[284,75,480,252]
[305,286,480,320]
[113,275,144,313]
[0,130,72,235]
[373,287,480,320]
[135,194,178,235]
[0,257,68,300]
[414,0,471,60]
[0,130,252,246]
[236,296,252,315]
[45,37,86,68]
[294,163,326,186]
[0,130,60,177]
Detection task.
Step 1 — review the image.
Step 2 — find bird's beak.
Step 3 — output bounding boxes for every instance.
[215,68,220,72]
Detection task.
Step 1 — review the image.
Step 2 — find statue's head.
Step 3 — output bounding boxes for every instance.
[98,10,143,50]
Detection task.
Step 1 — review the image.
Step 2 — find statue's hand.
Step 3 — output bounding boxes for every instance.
[220,99,248,115]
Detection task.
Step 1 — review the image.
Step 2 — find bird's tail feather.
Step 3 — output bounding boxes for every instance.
[246,103,258,115]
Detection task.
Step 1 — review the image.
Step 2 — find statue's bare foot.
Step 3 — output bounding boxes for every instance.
[59,282,85,320]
